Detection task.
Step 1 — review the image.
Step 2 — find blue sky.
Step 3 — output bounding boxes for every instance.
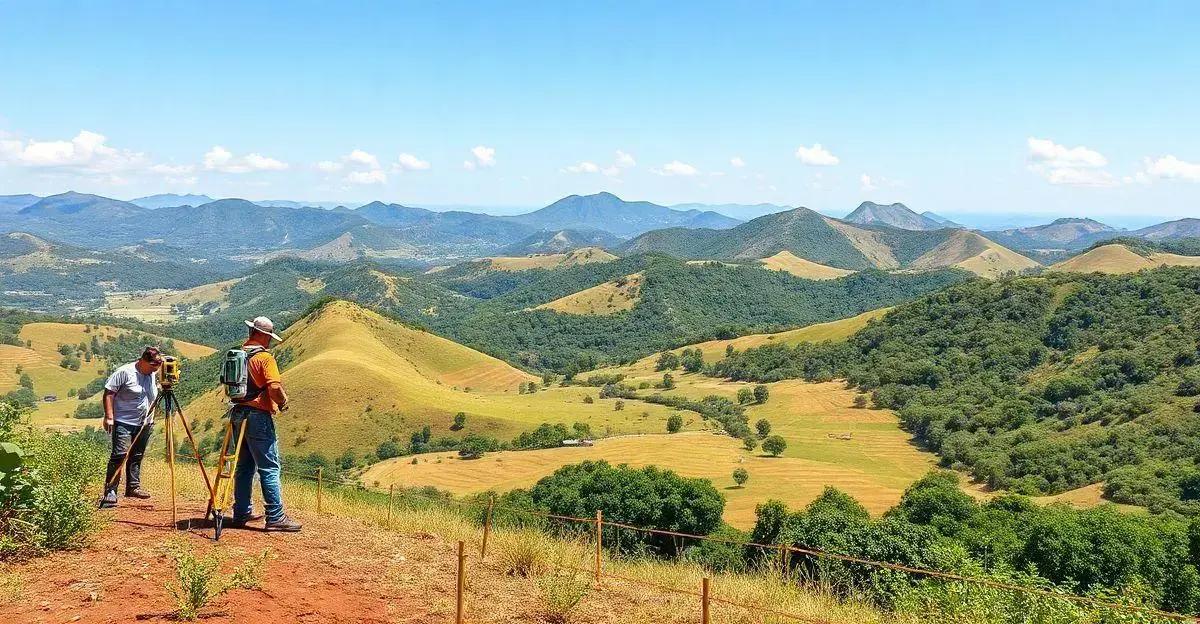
[0,1,1197,225]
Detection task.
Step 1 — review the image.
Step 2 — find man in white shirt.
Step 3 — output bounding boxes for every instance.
[99,346,163,509]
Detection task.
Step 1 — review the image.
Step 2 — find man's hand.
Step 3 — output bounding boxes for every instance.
[103,416,114,434]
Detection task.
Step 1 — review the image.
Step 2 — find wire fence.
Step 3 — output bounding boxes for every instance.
[259,465,1199,624]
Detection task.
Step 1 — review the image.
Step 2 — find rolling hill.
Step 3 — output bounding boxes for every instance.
[619,208,1037,277]
[129,193,216,209]
[1135,218,1200,240]
[534,272,643,314]
[17,191,146,220]
[1050,243,1200,274]
[907,229,1041,278]
[758,250,855,279]
[506,192,740,237]
[184,300,684,456]
[497,228,623,255]
[844,201,947,231]
[484,246,618,271]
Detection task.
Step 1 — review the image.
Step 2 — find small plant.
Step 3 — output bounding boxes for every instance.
[495,529,550,577]
[452,412,467,430]
[742,436,757,452]
[733,467,749,487]
[755,419,771,438]
[537,568,590,624]
[582,395,593,404]
[853,395,869,408]
[165,540,269,621]
[614,400,624,411]
[666,413,683,433]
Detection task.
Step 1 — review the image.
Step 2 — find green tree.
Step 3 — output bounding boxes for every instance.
[753,385,769,404]
[666,413,683,433]
[17,373,33,390]
[742,436,757,452]
[452,412,467,430]
[762,435,787,457]
[755,419,771,438]
[376,440,402,460]
[736,387,754,404]
[458,434,493,459]
[660,373,675,390]
[733,467,749,487]
[529,461,724,555]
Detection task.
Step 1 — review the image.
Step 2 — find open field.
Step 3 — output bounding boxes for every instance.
[534,272,643,315]
[184,301,687,456]
[1051,244,1200,274]
[486,246,617,271]
[758,250,855,279]
[0,322,215,429]
[104,278,242,321]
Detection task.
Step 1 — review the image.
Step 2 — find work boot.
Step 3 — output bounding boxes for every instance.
[125,488,152,499]
[264,515,302,532]
[226,513,265,529]
[99,491,118,509]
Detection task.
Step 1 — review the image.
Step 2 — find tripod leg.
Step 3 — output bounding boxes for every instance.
[211,417,247,542]
[166,394,177,528]
[172,392,215,500]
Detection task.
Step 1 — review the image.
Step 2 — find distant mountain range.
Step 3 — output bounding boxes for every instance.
[506,192,741,237]
[670,202,790,221]
[130,193,217,209]
[981,218,1122,252]
[498,229,624,255]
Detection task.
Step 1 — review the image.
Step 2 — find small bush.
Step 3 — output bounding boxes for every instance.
[165,540,268,620]
[666,413,683,433]
[537,568,590,624]
[762,435,787,457]
[733,467,749,487]
[495,529,550,577]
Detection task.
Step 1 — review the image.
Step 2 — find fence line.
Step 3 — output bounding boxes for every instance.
[269,464,1197,623]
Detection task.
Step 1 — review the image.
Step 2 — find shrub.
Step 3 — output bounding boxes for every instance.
[737,387,754,404]
[755,419,771,438]
[853,395,869,408]
[666,413,683,433]
[376,440,403,460]
[494,529,550,577]
[742,436,757,452]
[1178,372,1200,397]
[582,395,593,404]
[73,402,103,419]
[537,569,589,624]
[452,412,467,430]
[458,434,493,459]
[733,467,749,487]
[614,400,624,411]
[762,435,787,457]
[165,540,268,620]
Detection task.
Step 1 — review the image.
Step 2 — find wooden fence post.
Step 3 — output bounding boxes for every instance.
[316,467,323,512]
[594,509,603,586]
[480,494,495,558]
[387,484,394,526]
[456,540,466,624]
[701,577,711,624]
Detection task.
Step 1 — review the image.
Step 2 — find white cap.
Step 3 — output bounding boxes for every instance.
[245,316,282,341]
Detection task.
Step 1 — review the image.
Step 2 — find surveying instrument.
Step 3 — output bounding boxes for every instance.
[103,355,215,530]
[207,405,249,541]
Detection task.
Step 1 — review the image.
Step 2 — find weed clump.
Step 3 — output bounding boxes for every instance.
[164,540,269,620]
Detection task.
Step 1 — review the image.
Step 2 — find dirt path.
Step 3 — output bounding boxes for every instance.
[0,501,450,623]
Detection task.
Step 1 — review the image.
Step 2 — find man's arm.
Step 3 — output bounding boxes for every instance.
[102,389,116,433]
[266,381,288,411]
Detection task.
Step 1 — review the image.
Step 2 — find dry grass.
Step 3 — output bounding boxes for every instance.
[487,247,618,271]
[1051,244,1200,275]
[535,273,643,315]
[759,250,855,279]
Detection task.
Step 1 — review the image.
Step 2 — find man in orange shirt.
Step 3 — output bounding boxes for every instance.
[226,316,301,532]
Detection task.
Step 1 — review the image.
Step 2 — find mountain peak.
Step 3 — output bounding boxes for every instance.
[510,193,740,237]
[845,201,944,231]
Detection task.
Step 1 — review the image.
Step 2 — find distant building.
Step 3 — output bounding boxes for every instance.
[561,439,594,447]
[42,395,58,402]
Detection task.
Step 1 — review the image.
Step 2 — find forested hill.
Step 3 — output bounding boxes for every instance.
[710,267,1200,512]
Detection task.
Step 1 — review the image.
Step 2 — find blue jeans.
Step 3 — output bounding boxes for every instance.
[228,406,286,523]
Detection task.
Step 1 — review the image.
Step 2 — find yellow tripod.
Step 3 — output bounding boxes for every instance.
[208,413,249,541]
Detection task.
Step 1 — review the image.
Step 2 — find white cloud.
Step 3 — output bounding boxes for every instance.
[346,169,387,185]
[345,149,380,170]
[1143,155,1200,182]
[795,143,839,166]
[653,160,700,176]
[1026,137,1117,187]
[564,161,601,174]
[316,160,343,173]
[563,150,634,177]
[0,130,148,173]
[149,163,195,175]
[467,145,496,168]
[204,146,288,173]
[463,160,476,171]
[395,153,431,171]
[860,174,876,192]
[1027,137,1107,169]
[614,150,636,168]
[730,156,745,168]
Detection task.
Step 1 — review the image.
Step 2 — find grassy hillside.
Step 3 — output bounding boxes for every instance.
[534,272,642,314]
[184,301,685,457]
[758,250,855,279]
[104,277,242,322]
[486,246,618,271]
[908,230,1040,278]
[709,267,1200,513]
[1051,243,1200,274]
